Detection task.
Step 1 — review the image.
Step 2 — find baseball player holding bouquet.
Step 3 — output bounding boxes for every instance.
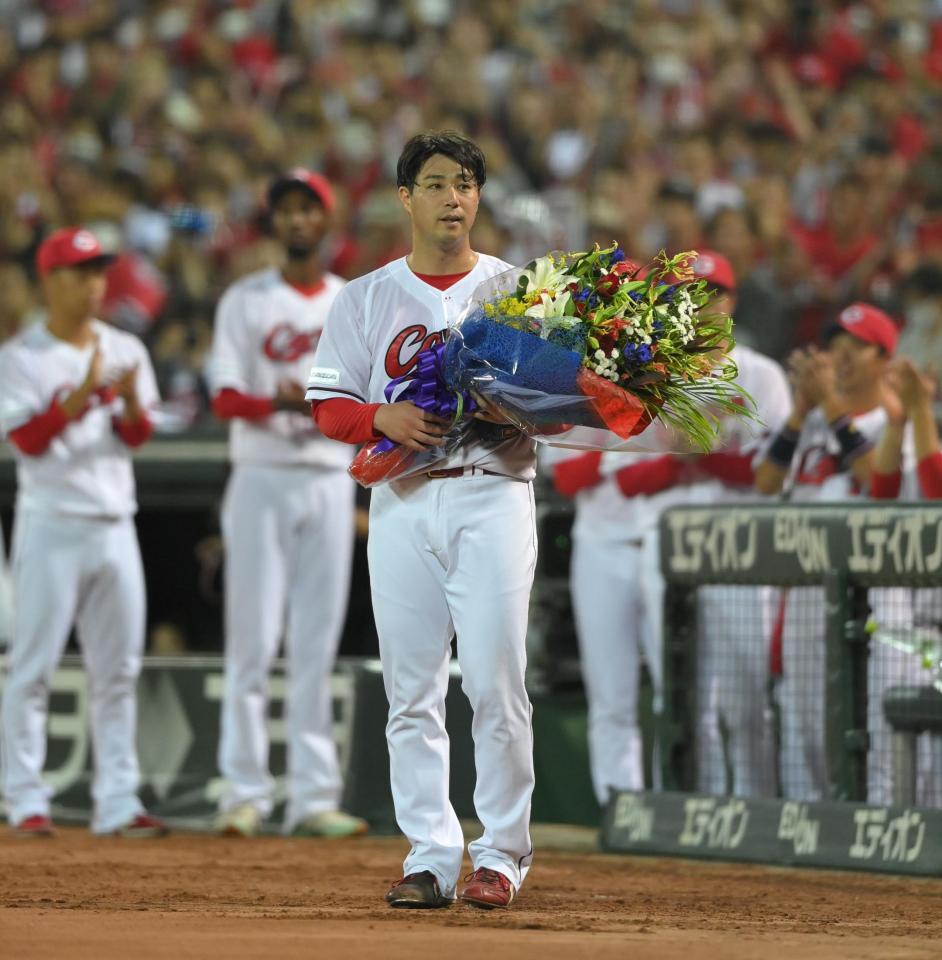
[307,131,535,909]
[0,228,166,838]
[207,170,365,839]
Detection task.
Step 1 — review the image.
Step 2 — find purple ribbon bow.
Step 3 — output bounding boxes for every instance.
[375,341,477,452]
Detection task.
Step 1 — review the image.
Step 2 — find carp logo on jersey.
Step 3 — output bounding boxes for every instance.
[263,323,321,362]
[384,324,444,379]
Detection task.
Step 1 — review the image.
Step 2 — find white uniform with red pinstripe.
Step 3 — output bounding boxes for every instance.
[307,254,536,898]
[0,320,159,832]
[207,267,356,832]
[554,427,690,804]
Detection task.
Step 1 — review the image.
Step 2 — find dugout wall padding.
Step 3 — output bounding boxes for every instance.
[604,503,942,877]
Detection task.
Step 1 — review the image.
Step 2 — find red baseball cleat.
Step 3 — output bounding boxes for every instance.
[458,867,515,909]
[12,815,56,838]
[113,813,170,838]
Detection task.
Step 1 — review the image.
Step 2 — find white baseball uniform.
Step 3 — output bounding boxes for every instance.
[691,345,791,799]
[775,405,916,802]
[561,439,689,805]
[207,267,356,832]
[307,254,536,897]
[0,524,11,649]
[0,319,159,832]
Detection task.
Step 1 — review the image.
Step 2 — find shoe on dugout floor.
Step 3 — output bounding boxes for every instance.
[458,867,515,909]
[384,871,451,909]
[12,814,56,838]
[291,810,368,838]
[113,813,170,839]
[215,803,262,837]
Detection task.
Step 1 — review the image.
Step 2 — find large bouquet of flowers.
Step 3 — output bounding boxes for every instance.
[349,245,749,487]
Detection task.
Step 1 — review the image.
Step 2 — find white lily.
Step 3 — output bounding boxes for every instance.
[520,255,576,295]
[525,291,582,340]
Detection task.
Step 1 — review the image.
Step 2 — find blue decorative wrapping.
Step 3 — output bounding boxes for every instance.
[443,312,583,397]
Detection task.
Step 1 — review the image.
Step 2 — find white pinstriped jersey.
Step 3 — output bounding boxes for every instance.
[306,255,537,480]
[208,267,352,468]
[784,405,917,501]
[0,319,160,518]
[687,343,793,506]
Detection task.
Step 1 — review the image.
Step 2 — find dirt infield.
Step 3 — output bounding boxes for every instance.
[2,828,940,960]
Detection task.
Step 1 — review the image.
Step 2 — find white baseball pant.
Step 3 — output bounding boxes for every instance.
[0,522,12,648]
[697,586,778,798]
[570,533,663,804]
[1,511,146,832]
[368,473,536,898]
[218,464,355,831]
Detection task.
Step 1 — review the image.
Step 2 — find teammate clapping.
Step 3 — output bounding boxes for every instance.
[0,228,166,838]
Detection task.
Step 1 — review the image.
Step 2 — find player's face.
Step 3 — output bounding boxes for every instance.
[270,189,329,258]
[828,332,884,393]
[399,154,480,248]
[44,261,107,319]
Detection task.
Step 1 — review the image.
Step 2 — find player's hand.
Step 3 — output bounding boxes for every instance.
[62,339,104,419]
[880,365,907,426]
[470,390,516,425]
[894,358,937,413]
[373,401,451,451]
[113,364,143,421]
[785,349,815,422]
[273,380,310,413]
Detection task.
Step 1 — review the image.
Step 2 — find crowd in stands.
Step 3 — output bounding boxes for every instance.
[1,0,942,427]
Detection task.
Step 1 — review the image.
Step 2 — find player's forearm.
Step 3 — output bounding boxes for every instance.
[7,402,69,456]
[910,397,941,462]
[871,421,905,477]
[870,421,902,499]
[615,455,683,498]
[917,451,942,499]
[312,397,383,444]
[212,388,275,421]
[552,452,602,498]
[114,414,154,448]
[697,451,755,487]
[60,382,96,420]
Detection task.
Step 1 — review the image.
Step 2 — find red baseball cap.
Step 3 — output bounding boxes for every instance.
[36,227,115,277]
[830,302,899,356]
[267,168,336,214]
[691,249,736,292]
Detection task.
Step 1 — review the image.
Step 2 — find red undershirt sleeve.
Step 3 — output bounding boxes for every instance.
[552,452,603,498]
[697,451,756,488]
[7,401,69,456]
[917,451,942,499]
[311,397,383,445]
[113,414,154,448]
[870,469,902,500]
[615,455,684,498]
[212,387,275,421]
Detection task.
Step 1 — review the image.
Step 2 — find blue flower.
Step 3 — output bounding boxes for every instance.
[610,246,626,263]
[621,342,654,369]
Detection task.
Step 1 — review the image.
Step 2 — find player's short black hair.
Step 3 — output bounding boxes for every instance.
[396,131,487,191]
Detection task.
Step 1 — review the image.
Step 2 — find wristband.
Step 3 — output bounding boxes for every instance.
[766,425,800,469]
[830,414,873,465]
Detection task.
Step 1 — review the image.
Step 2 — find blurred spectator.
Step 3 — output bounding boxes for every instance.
[0,1,939,423]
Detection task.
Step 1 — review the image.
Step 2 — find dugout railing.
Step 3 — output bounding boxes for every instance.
[601,502,942,877]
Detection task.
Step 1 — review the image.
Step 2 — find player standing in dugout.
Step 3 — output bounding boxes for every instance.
[307,131,536,910]
[0,228,166,838]
[207,170,366,839]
